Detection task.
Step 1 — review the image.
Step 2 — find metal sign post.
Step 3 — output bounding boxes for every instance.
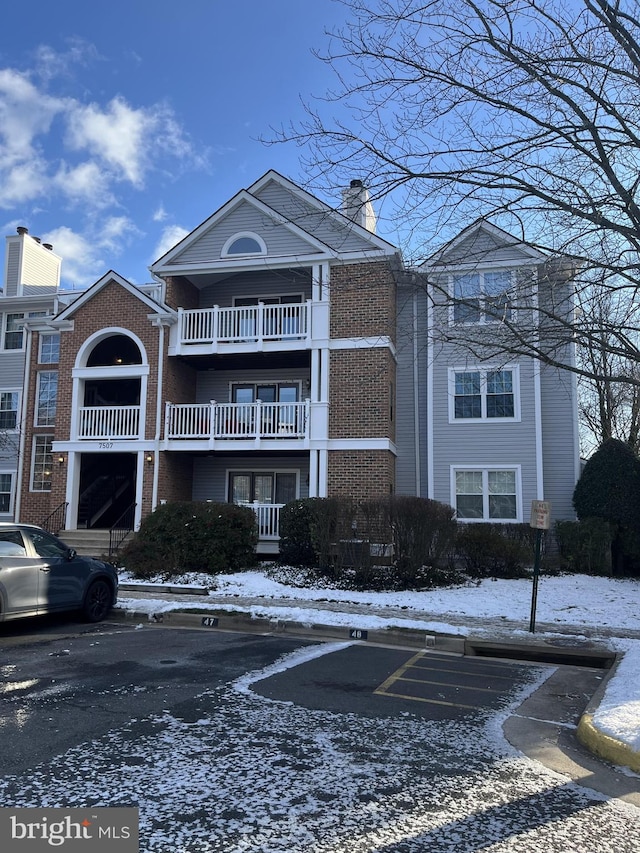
[529,500,551,633]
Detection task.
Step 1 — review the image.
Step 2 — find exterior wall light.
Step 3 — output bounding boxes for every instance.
[58,455,65,465]
[146,454,153,464]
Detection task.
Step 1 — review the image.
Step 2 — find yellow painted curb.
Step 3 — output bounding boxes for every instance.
[577,713,640,774]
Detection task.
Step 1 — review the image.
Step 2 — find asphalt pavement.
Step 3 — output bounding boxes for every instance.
[115,582,640,800]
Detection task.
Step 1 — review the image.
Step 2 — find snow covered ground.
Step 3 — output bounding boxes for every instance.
[116,569,640,756]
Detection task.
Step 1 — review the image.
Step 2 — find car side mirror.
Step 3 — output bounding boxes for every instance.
[66,548,77,561]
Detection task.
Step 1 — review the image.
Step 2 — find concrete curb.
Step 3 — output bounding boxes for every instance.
[576,654,640,774]
[111,589,640,774]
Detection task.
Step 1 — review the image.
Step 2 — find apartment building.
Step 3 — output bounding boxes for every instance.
[3,171,579,552]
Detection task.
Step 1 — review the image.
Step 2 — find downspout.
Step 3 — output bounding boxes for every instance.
[14,326,33,521]
[151,320,165,512]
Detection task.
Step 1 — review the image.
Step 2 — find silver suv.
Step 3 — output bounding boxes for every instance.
[0,523,118,623]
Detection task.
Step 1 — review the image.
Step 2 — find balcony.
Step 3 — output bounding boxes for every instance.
[165,400,310,445]
[172,302,312,355]
[78,406,141,439]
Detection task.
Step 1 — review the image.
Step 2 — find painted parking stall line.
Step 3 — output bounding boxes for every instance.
[374,650,544,713]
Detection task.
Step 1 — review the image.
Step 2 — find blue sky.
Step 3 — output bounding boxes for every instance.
[0,0,360,289]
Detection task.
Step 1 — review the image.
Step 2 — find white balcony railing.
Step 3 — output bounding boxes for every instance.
[78,405,141,439]
[250,502,283,540]
[178,302,309,346]
[166,400,309,440]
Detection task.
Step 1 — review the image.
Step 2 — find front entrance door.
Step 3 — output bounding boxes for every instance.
[77,453,136,529]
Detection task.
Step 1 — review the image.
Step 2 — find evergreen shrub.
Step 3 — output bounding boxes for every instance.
[455,523,535,578]
[121,501,257,579]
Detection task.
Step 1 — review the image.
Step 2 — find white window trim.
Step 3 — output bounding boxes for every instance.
[450,464,522,523]
[30,434,54,492]
[221,231,267,258]
[229,380,303,403]
[448,269,515,326]
[0,469,15,515]
[448,365,521,424]
[226,468,301,503]
[38,332,60,364]
[0,388,21,432]
[35,370,58,427]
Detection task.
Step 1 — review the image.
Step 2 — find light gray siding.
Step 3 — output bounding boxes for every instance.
[199,269,312,309]
[192,454,310,503]
[255,181,382,254]
[433,230,535,266]
[5,242,20,297]
[170,201,322,266]
[196,367,310,404]
[0,352,27,386]
[428,347,539,516]
[540,363,578,520]
[394,283,428,496]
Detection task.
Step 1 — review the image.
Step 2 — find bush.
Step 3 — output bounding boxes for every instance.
[280,494,459,589]
[455,523,535,578]
[278,499,321,567]
[555,518,612,575]
[121,501,257,579]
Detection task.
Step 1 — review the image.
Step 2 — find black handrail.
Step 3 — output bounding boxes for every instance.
[41,501,68,535]
[109,502,136,556]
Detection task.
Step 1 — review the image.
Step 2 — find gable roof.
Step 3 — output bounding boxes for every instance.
[150,170,397,276]
[420,220,547,271]
[53,271,170,322]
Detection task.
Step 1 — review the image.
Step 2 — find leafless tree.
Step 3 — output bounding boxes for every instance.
[277,0,640,388]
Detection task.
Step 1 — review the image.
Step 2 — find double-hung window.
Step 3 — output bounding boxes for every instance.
[36,371,58,426]
[0,472,13,513]
[0,391,19,430]
[452,270,512,324]
[2,311,48,350]
[453,467,520,521]
[32,435,53,491]
[450,367,519,422]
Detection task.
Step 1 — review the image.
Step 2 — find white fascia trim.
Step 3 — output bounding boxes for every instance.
[152,191,336,271]
[329,336,395,354]
[248,170,398,253]
[72,365,150,380]
[322,438,397,452]
[53,440,157,454]
[424,258,541,274]
[155,252,334,277]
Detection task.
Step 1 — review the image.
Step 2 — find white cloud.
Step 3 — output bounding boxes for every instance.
[152,224,189,262]
[65,96,153,186]
[53,160,115,208]
[152,205,168,222]
[65,96,205,188]
[43,216,140,288]
[0,68,67,207]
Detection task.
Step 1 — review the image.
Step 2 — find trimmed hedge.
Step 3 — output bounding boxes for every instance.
[455,523,535,578]
[121,501,257,579]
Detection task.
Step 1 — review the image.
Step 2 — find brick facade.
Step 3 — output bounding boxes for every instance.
[328,348,396,441]
[329,261,396,341]
[327,450,396,502]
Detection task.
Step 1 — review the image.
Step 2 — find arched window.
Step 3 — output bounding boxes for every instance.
[221,232,267,258]
[87,334,142,366]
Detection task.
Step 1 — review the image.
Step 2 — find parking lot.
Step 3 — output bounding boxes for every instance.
[0,618,638,852]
